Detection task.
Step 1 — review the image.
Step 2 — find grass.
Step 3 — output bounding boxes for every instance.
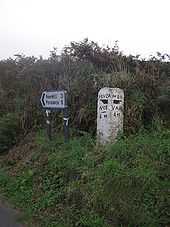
[0,129,169,226]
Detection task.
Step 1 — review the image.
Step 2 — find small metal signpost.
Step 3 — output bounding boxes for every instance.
[63,92,69,143]
[40,90,69,143]
[45,109,51,140]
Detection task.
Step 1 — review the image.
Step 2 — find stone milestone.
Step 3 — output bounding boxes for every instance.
[97,87,124,145]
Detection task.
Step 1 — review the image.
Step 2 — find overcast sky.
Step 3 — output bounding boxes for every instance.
[0,0,169,60]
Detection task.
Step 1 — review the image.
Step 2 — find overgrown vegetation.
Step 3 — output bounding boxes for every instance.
[0,39,170,140]
[0,39,170,226]
[0,129,169,226]
[0,113,20,154]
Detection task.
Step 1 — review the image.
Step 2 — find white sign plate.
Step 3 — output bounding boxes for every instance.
[40,90,66,109]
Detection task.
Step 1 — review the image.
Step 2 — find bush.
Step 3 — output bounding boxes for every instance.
[0,40,169,136]
[0,114,21,154]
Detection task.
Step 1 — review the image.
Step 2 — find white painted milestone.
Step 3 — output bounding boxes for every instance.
[97,87,124,145]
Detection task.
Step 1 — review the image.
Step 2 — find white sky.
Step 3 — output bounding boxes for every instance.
[0,0,170,60]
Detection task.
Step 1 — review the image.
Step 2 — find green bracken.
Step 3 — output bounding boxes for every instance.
[0,39,169,226]
[0,128,169,226]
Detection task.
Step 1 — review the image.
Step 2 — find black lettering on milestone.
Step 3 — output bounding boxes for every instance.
[100,99,108,104]
[113,99,122,104]
[100,105,107,111]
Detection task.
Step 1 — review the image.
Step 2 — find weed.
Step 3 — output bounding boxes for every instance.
[0,128,169,226]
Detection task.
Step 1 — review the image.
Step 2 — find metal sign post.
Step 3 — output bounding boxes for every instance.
[40,90,69,143]
[46,109,51,140]
[63,91,69,143]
